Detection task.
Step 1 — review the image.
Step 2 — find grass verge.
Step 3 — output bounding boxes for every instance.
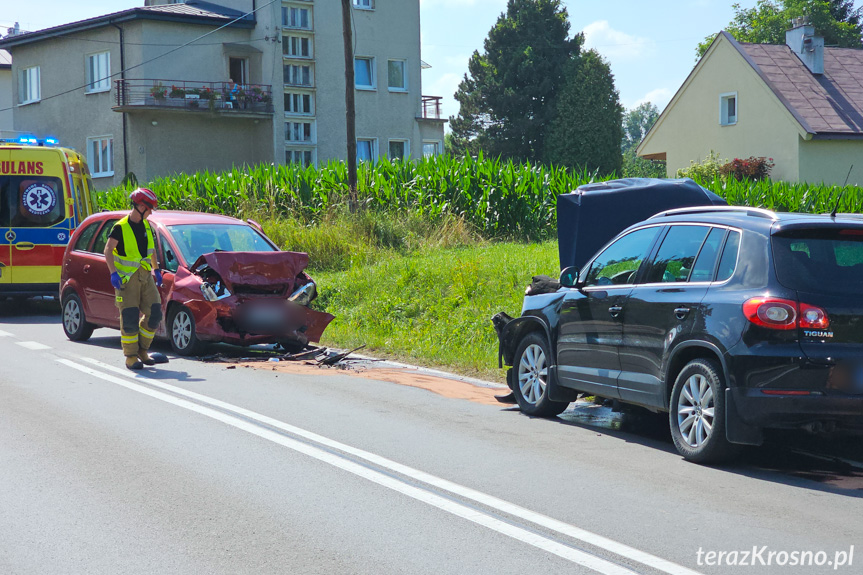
[311,241,559,382]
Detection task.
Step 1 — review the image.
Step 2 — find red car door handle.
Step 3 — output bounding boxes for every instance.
[83,264,91,273]
[608,305,623,318]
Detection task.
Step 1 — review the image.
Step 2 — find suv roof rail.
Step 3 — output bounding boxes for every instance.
[649,205,779,220]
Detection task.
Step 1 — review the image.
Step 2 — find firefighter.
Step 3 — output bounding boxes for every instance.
[103,188,167,370]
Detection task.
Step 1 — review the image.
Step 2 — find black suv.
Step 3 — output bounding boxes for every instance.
[494,206,863,463]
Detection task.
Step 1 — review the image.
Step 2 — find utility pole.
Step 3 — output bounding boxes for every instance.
[341,0,358,211]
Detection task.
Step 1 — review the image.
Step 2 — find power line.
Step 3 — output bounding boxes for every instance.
[0,0,281,114]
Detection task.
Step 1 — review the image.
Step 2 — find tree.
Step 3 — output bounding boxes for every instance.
[449,0,581,162]
[621,102,660,155]
[828,0,863,27]
[620,102,665,178]
[696,0,863,59]
[544,50,623,175]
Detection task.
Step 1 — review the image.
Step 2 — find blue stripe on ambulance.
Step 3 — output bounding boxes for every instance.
[8,226,74,245]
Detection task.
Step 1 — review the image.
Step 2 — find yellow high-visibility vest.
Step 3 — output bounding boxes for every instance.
[112,215,154,284]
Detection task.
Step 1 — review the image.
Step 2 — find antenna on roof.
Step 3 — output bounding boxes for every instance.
[830,164,853,218]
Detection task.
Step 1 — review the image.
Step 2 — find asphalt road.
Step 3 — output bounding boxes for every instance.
[1,299,861,575]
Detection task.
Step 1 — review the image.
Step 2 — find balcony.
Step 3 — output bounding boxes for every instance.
[113,80,274,116]
[420,95,445,121]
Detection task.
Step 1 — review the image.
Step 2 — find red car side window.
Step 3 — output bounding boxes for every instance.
[73,221,101,252]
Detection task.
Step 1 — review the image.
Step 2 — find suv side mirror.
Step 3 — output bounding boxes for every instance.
[560,266,579,288]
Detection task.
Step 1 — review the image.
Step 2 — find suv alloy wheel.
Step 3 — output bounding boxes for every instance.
[669,359,738,463]
[513,332,570,417]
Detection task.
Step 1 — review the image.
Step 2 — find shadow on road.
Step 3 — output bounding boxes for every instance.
[548,401,863,497]
[0,297,60,324]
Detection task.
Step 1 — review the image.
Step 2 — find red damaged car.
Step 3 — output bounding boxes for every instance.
[59,210,333,355]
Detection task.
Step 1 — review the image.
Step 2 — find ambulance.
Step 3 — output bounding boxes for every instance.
[0,137,99,298]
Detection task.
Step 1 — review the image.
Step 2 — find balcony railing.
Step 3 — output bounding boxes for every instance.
[421,95,443,120]
[114,79,274,114]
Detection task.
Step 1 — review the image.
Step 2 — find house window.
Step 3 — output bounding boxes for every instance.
[357,138,377,162]
[354,57,375,90]
[387,59,407,92]
[285,121,314,143]
[423,140,441,157]
[388,140,408,160]
[86,52,111,93]
[87,136,114,178]
[720,92,737,126]
[354,0,373,8]
[284,64,313,87]
[286,148,314,167]
[19,66,40,105]
[282,6,312,30]
[284,92,313,115]
[283,35,312,58]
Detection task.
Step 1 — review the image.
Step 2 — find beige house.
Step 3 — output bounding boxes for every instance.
[0,0,445,189]
[639,22,863,185]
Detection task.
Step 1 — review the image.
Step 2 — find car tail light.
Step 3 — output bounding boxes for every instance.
[743,297,829,330]
[799,303,829,329]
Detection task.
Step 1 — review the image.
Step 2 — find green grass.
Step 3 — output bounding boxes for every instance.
[312,241,559,381]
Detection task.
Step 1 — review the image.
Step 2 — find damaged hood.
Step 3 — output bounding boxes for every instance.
[191,251,310,292]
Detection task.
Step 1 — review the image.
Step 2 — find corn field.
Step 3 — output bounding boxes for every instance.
[102,156,863,241]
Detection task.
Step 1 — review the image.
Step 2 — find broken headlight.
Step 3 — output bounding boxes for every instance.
[200,279,232,302]
[288,281,317,306]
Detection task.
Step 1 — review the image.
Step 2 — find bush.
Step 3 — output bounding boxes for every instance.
[622,149,666,178]
[720,156,774,181]
[676,150,727,180]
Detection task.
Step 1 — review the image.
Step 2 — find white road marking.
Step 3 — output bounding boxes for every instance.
[0,329,13,337]
[61,358,638,575]
[16,341,51,350]
[82,357,705,575]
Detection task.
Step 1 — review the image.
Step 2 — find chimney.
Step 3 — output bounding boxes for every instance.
[4,22,21,38]
[786,16,824,75]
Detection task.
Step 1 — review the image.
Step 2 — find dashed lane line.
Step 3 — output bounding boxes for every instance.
[80,356,704,575]
[0,329,13,337]
[15,341,51,350]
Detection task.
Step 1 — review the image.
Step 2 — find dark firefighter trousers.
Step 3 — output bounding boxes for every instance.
[115,267,162,359]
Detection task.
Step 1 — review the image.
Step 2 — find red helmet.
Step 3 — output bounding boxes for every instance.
[130,187,158,210]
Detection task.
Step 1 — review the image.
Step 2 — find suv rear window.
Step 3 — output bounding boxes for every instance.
[772,229,863,295]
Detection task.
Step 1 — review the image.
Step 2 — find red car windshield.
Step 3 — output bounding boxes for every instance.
[167,223,276,265]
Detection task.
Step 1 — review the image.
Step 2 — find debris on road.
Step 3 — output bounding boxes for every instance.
[318,344,366,366]
[200,344,370,368]
[200,345,329,364]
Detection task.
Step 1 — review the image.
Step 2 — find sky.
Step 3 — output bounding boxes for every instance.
[3,0,765,123]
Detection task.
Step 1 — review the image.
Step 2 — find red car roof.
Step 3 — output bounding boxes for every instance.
[90,210,248,226]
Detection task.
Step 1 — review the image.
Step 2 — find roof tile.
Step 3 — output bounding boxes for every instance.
[738,40,863,135]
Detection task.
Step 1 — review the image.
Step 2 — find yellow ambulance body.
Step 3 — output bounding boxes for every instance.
[0,142,98,297]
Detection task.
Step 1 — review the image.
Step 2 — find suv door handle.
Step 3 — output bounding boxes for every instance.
[608,305,623,318]
[674,307,690,320]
